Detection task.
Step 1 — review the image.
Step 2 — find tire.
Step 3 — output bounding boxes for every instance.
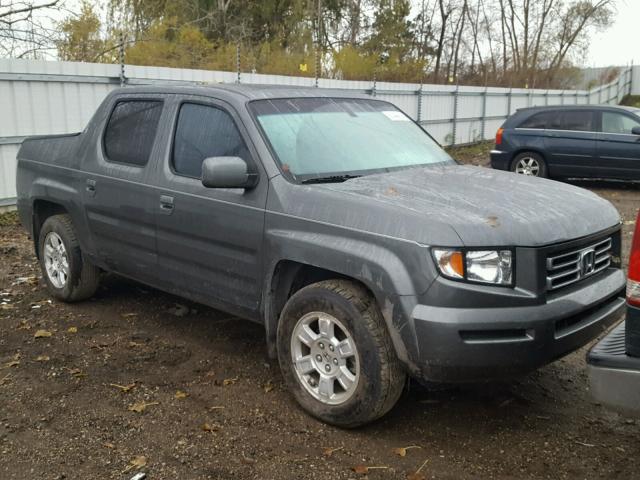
[511,151,548,178]
[38,214,100,302]
[277,279,406,428]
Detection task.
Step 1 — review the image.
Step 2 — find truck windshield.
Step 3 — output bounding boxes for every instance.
[250,97,454,182]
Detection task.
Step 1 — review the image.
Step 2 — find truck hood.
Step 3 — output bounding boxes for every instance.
[305,165,620,247]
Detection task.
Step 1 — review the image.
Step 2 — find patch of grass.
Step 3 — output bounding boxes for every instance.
[620,95,640,108]
[446,141,493,166]
[0,210,19,226]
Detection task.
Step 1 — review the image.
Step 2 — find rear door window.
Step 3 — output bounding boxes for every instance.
[602,111,640,134]
[104,100,163,166]
[172,103,250,178]
[554,110,595,132]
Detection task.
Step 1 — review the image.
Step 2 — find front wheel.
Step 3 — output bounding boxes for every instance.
[511,151,547,178]
[277,280,406,427]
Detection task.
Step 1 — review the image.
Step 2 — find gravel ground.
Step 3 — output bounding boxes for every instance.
[1,152,639,480]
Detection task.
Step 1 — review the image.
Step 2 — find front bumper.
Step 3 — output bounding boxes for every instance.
[410,269,625,382]
[490,149,512,170]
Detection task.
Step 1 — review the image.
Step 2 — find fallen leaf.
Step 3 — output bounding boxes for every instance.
[0,373,11,385]
[323,446,343,457]
[124,455,147,472]
[128,401,159,413]
[208,406,225,411]
[263,381,274,393]
[67,326,78,333]
[64,367,85,378]
[175,390,188,399]
[4,360,20,368]
[407,472,427,480]
[121,313,138,318]
[103,442,115,449]
[128,341,143,348]
[406,459,429,480]
[201,422,219,432]
[17,321,30,330]
[35,355,50,362]
[223,377,238,386]
[352,465,388,475]
[393,446,421,457]
[34,330,52,338]
[110,383,136,393]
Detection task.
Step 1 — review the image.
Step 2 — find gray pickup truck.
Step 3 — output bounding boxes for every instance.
[16,85,626,427]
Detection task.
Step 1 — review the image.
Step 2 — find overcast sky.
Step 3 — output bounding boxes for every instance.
[587,0,637,67]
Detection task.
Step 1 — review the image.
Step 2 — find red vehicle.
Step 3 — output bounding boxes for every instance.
[588,209,640,414]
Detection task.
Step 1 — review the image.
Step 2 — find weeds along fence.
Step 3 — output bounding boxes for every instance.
[0,58,634,206]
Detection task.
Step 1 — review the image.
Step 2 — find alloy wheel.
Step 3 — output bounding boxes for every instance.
[290,311,360,405]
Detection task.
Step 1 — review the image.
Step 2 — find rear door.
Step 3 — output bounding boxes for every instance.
[152,96,268,320]
[596,110,640,179]
[82,96,165,284]
[543,109,598,177]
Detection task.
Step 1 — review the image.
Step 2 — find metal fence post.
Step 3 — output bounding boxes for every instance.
[371,70,377,97]
[236,43,241,84]
[480,86,487,141]
[119,31,126,87]
[416,84,423,123]
[507,87,512,116]
[451,84,459,146]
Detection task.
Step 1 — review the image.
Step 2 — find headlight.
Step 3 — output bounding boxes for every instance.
[432,248,513,286]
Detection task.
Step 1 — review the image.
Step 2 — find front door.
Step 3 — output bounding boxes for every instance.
[153,97,268,320]
[597,110,640,179]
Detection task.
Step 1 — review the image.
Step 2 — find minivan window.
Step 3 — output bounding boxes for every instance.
[172,103,250,178]
[602,111,640,134]
[555,110,594,132]
[104,100,163,166]
[250,98,453,181]
[518,110,595,132]
[519,111,554,129]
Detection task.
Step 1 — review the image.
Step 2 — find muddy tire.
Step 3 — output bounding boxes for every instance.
[511,151,547,178]
[277,279,406,428]
[38,214,100,302]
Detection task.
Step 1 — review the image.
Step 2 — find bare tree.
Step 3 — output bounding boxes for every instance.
[0,0,62,57]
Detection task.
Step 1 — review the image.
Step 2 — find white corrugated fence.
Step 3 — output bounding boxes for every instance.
[0,58,635,206]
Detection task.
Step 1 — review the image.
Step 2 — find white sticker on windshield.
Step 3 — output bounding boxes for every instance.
[382,110,410,122]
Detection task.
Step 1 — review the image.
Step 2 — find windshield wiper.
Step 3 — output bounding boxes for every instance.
[301,174,362,184]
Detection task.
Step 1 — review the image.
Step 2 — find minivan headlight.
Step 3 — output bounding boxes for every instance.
[432,249,513,286]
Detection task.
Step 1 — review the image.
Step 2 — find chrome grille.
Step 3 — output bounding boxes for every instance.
[546,237,612,291]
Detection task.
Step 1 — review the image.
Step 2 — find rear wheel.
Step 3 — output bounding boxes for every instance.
[511,152,547,178]
[38,214,100,302]
[277,279,406,427]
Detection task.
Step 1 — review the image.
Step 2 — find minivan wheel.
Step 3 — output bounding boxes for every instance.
[511,152,547,177]
[38,214,100,302]
[277,279,406,428]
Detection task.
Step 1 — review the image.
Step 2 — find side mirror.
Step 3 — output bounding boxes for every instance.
[632,126,640,136]
[201,156,257,189]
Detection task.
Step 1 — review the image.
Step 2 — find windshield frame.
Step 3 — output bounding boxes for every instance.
[247,96,456,184]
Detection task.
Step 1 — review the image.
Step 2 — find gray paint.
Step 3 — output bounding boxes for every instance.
[15,84,626,381]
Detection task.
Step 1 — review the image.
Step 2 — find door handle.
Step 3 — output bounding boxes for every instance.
[86,179,96,197]
[159,195,174,215]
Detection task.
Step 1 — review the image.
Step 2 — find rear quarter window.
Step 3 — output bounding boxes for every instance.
[518,111,554,129]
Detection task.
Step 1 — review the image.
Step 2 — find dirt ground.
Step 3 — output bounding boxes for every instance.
[1,153,639,480]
